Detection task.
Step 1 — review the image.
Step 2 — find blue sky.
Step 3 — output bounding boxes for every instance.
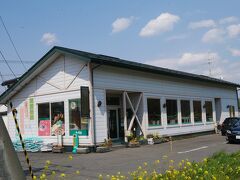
[0,0,240,93]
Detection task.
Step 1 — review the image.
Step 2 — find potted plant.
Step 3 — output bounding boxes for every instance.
[152,133,162,144]
[138,135,148,145]
[96,138,112,153]
[147,134,154,145]
[126,133,140,148]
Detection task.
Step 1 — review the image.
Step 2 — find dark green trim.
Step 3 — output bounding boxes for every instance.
[1,46,239,103]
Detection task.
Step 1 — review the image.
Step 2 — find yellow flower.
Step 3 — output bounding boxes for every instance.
[204,171,208,176]
[169,160,174,163]
[76,170,80,175]
[99,174,103,179]
[162,155,168,159]
[33,176,37,180]
[212,175,217,180]
[203,158,207,163]
[60,173,66,177]
[186,162,191,166]
[68,155,73,160]
[155,160,160,164]
[41,174,46,178]
[45,160,51,165]
[44,165,48,170]
[144,162,148,166]
[51,171,56,175]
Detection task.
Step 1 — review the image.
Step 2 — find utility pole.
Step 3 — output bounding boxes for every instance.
[208,52,213,77]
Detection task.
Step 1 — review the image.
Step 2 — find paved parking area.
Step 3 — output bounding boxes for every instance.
[18,134,240,179]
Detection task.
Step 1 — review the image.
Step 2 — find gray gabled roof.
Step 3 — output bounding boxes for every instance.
[0,46,239,103]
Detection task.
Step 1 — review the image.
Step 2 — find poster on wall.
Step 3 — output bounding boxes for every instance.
[29,98,34,120]
[24,101,29,119]
[20,107,25,134]
[38,120,50,136]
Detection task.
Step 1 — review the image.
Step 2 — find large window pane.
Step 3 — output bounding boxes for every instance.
[181,100,191,124]
[38,103,50,136]
[69,99,81,135]
[51,102,65,136]
[193,101,202,123]
[147,98,161,126]
[205,101,213,122]
[166,99,178,125]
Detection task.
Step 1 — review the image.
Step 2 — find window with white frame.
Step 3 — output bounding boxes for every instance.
[205,101,213,122]
[166,99,178,125]
[38,101,65,136]
[147,98,161,126]
[181,100,191,124]
[193,100,202,123]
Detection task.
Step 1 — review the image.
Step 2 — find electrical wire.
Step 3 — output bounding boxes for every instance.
[0,60,34,64]
[0,50,16,77]
[0,16,27,70]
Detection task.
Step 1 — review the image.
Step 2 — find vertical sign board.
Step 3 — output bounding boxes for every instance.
[29,98,34,120]
[81,86,90,118]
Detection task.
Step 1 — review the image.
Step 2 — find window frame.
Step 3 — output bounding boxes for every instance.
[166,99,178,125]
[193,100,203,123]
[147,98,162,127]
[37,101,65,137]
[180,99,191,125]
[205,101,213,122]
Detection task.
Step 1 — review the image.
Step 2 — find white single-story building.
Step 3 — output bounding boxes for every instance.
[0,46,239,146]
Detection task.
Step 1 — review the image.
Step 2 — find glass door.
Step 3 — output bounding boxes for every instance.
[107,108,119,139]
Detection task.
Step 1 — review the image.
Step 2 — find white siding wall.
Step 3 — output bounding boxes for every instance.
[94,89,108,143]
[7,54,91,145]
[93,65,238,137]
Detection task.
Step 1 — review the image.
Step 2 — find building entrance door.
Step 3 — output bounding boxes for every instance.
[107,108,119,139]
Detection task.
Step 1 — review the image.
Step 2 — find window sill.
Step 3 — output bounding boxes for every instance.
[206,121,214,125]
[194,122,204,126]
[148,126,164,130]
[181,123,193,127]
[167,124,180,128]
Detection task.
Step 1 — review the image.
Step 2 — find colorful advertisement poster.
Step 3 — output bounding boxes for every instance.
[20,107,25,134]
[38,120,50,136]
[29,98,34,120]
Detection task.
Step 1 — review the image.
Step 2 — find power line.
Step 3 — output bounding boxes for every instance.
[0,50,16,77]
[0,60,34,64]
[0,16,27,70]
[0,73,22,77]
[0,72,7,90]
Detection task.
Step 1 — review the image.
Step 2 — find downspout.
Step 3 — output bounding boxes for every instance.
[89,62,103,150]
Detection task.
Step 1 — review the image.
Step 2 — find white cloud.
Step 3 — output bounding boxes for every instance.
[179,52,219,65]
[229,48,240,57]
[41,33,57,45]
[139,13,180,37]
[189,19,216,29]
[146,52,240,83]
[202,28,225,43]
[112,17,134,33]
[219,16,238,24]
[227,24,240,38]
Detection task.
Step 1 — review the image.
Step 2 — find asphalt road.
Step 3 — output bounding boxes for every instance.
[18,134,240,179]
